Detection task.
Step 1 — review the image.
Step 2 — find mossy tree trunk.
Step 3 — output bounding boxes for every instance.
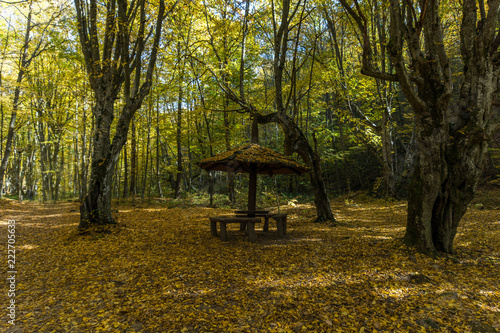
[75,0,174,228]
[340,0,500,254]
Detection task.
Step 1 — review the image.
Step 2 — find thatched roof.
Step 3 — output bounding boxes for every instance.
[197,143,310,175]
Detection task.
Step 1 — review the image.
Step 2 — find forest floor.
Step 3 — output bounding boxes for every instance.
[0,191,499,333]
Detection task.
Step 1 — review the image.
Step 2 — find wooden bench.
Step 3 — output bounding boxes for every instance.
[209,216,261,242]
[235,210,269,231]
[235,211,287,238]
[269,213,287,238]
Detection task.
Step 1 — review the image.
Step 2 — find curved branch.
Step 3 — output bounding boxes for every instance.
[337,0,398,82]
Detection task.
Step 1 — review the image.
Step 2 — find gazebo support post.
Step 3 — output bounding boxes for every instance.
[248,165,257,213]
[241,163,258,231]
[240,115,259,231]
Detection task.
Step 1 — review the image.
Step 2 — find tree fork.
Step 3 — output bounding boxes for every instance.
[75,0,175,228]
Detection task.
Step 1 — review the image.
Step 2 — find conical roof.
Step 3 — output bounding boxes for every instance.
[197,143,309,175]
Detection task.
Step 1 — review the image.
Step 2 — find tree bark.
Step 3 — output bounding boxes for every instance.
[341,0,500,254]
[122,145,128,198]
[403,0,500,254]
[141,104,152,199]
[75,0,173,228]
[381,107,396,197]
[80,97,117,226]
[174,57,183,199]
[156,99,163,197]
[224,111,235,205]
[130,117,137,198]
[258,112,334,222]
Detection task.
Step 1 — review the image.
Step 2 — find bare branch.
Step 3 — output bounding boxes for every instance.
[338,0,398,82]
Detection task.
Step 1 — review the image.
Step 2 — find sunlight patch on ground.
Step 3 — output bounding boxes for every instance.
[362,235,393,240]
[19,244,39,250]
[24,213,68,219]
[49,223,79,228]
[378,287,412,300]
[21,222,48,228]
[250,272,355,290]
[287,237,324,243]
[478,302,500,313]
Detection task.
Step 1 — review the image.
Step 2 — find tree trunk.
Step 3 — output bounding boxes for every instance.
[75,0,171,228]
[79,106,88,200]
[340,0,500,254]
[142,105,152,199]
[1,72,4,166]
[130,117,137,198]
[381,107,396,197]
[122,145,128,198]
[174,75,183,199]
[399,0,500,254]
[156,100,163,197]
[80,99,117,228]
[259,112,335,222]
[54,145,64,201]
[404,111,448,254]
[271,0,334,222]
[224,106,235,206]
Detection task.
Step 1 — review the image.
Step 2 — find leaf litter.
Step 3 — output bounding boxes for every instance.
[0,196,498,332]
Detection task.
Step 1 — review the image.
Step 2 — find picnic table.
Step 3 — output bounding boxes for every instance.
[209,216,261,242]
[209,210,287,242]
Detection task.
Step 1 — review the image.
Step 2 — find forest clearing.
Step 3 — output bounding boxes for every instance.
[1,191,498,332]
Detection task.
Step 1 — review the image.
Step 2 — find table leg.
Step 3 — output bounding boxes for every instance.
[210,220,217,236]
[239,222,246,231]
[220,222,228,241]
[263,216,269,232]
[247,222,256,242]
[277,217,284,238]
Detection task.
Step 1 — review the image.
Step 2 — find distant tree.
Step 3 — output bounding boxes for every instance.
[340,0,500,254]
[74,0,177,228]
[0,1,58,197]
[29,54,75,202]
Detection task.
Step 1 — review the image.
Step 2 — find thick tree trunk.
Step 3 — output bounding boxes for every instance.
[405,108,492,254]
[340,0,499,254]
[142,106,152,199]
[0,71,23,197]
[75,0,170,227]
[0,10,34,196]
[80,99,117,228]
[403,0,499,254]
[404,122,447,254]
[430,53,496,254]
